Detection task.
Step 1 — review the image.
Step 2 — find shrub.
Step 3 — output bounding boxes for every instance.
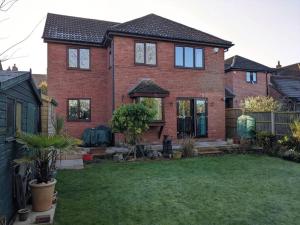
[52,114,65,135]
[256,131,276,153]
[241,96,281,112]
[181,138,195,158]
[111,103,155,145]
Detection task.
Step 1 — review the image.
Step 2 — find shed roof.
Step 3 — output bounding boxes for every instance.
[225,55,272,72]
[0,71,41,103]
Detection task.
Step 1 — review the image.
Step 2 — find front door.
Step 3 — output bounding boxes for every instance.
[177,98,207,138]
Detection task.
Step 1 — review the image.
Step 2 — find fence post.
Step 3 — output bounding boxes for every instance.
[271,111,275,134]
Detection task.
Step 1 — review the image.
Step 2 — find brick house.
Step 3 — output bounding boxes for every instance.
[269,62,300,111]
[42,13,233,142]
[224,55,272,108]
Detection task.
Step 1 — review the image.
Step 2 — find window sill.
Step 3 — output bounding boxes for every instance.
[174,66,205,71]
[134,63,157,67]
[67,67,91,71]
[149,121,165,126]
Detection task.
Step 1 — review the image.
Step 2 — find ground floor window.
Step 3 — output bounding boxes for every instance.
[137,97,163,121]
[67,99,91,121]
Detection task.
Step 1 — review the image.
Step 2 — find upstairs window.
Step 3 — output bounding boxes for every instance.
[67,99,91,121]
[135,42,157,65]
[175,46,204,69]
[68,48,90,70]
[246,72,257,83]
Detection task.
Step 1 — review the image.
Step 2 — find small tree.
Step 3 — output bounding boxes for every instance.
[111,103,155,146]
[241,96,281,112]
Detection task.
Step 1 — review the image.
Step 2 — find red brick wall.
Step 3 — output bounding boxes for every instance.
[225,71,268,108]
[47,43,112,138]
[113,36,226,142]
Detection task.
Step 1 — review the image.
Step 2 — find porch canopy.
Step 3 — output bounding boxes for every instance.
[128,79,169,98]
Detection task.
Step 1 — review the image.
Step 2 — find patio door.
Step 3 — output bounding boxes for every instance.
[177,98,207,138]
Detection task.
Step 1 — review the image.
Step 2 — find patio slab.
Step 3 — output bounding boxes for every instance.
[14,204,56,225]
[56,159,84,170]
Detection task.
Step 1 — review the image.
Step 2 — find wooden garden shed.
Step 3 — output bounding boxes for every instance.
[0,71,41,224]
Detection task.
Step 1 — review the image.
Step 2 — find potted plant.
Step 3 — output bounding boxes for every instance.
[17,133,75,212]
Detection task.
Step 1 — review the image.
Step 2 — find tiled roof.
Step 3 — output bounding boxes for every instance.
[271,76,300,102]
[128,79,169,97]
[43,13,233,48]
[108,14,232,47]
[42,13,119,45]
[225,55,272,72]
[275,63,300,77]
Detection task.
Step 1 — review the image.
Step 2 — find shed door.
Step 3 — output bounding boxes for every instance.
[27,103,36,133]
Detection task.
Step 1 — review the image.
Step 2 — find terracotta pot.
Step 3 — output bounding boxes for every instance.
[29,179,57,212]
[173,151,182,159]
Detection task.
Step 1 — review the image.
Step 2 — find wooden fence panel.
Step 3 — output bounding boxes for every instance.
[225,109,300,138]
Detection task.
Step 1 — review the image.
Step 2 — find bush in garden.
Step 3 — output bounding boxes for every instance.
[181,138,195,158]
[240,96,281,112]
[111,103,155,145]
[256,131,277,154]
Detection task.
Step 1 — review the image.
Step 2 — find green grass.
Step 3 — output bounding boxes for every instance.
[54,155,300,225]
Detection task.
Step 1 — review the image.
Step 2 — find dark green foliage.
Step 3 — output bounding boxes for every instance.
[17,133,76,183]
[53,114,65,135]
[111,103,155,145]
[54,155,300,225]
[256,131,277,154]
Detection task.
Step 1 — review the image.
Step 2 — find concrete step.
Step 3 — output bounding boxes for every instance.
[198,150,224,156]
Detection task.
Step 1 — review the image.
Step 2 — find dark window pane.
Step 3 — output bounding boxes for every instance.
[7,98,15,137]
[184,47,194,68]
[16,102,22,132]
[135,43,144,64]
[68,48,78,68]
[175,47,183,66]
[68,100,78,120]
[146,43,156,65]
[79,100,91,120]
[79,49,90,69]
[195,48,203,68]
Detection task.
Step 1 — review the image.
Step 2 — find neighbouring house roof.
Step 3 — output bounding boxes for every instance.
[128,79,169,97]
[270,76,300,102]
[42,13,120,45]
[225,87,235,98]
[225,55,272,73]
[32,74,47,87]
[275,63,300,77]
[43,13,233,48]
[0,71,42,103]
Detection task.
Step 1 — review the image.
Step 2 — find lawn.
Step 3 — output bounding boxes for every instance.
[54,155,300,225]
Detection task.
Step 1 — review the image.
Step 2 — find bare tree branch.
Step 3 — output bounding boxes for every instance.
[0,16,45,58]
[0,0,18,12]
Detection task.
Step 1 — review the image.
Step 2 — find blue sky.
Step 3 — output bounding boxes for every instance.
[0,0,299,73]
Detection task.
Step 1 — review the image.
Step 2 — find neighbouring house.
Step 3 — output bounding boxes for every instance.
[224,55,272,108]
[32,73,47,87]
[269,62,300,111]
[42,13,233,142]
[0,71,41,223]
